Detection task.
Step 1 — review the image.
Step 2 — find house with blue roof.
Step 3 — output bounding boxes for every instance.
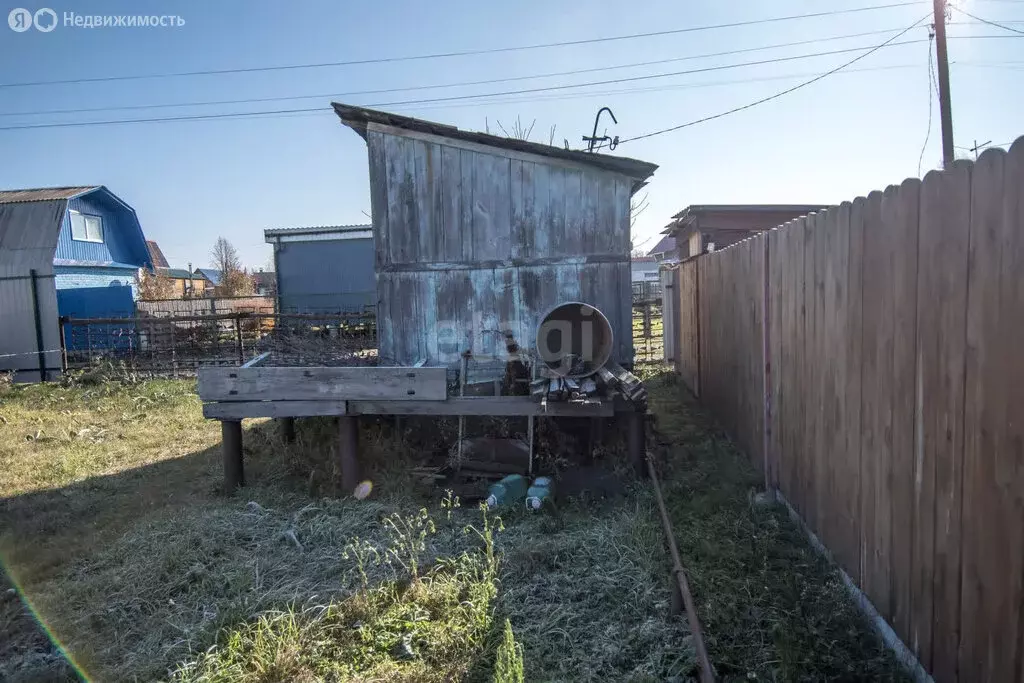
[0,186,152,378]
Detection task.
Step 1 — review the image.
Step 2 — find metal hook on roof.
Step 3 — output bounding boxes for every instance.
[583,107,618,153]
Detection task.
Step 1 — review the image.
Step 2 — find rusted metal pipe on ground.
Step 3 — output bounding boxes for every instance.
[647,454,715,683]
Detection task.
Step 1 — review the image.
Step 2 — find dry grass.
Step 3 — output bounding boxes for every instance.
[0,379,692,682]
[0,372,913,682]
[646,372,912,682]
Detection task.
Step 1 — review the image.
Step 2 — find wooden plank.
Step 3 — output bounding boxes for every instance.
[367,131,391,269]
[845,197,866,589]
[862,188,894,620]
[797,214,813,523]
[828,203,860,581]
[470,151,512,261]
[440,144,464,263]
[959,144,1024,683]
[809,211,825,537]
[241,351,271,368]
[890,178,921,645]
[197,366,448,402]
[818,207,840,553]
[564,167,584,255]
[915,159,972,678]
[385,133,415,265]
[349,396,614,416]
[204,400,349,419]
[766,228,783,491]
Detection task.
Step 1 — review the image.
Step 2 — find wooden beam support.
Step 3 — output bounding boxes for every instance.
[204,400,348,419]
[627,410,646,477]
[198,366,447,402]
[203,397,615,420]
[349,396,614,416]
[222,420,244,493]
[279,417,296,443]
[337,416,360,493]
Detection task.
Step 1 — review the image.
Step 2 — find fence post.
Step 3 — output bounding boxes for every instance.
[234,315,244,365]
[58,316,68,373]
[170,321,178,378]
[29,269,47,382]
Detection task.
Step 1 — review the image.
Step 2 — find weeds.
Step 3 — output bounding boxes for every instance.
[492,619,525,683]
[172,502,503,683]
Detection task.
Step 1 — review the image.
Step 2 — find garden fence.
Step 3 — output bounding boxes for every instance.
[665,139,1024,683]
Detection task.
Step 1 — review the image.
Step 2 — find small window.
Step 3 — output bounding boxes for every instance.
[70,210,104,243]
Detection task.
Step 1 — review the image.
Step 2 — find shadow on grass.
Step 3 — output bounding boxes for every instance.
[645,373,913,682]
[0,414,508,682]
[0,418,330,682]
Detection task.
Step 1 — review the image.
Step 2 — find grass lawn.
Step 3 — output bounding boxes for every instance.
[0,372,909,681]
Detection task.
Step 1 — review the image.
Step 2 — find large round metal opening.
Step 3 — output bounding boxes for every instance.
[536,302,613,378]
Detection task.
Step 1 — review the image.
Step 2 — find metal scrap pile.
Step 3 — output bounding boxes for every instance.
[530,359,648,409]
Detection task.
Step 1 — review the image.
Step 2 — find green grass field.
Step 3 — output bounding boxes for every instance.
[0,372,908,682]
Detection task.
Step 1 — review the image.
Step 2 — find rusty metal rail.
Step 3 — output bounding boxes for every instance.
[647,453,716,683]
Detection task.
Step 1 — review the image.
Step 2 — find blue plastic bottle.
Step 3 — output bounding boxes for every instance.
[526,477,554,511]
[486,474,528,509]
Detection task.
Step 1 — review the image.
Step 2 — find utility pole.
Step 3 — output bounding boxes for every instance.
[933,0,955,167]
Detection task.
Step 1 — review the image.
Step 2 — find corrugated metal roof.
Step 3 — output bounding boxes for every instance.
[0,200,68,275]
[333,103,658,183]
[648,236,677,255]
[196,268,222,285]
[669,204,828,220]
[0,186,98,204]
[264,224,372,238]
[160,267,201,280]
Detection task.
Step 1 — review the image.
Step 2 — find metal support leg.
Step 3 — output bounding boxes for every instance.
[627,410,645,477]
[280,417,296,443]
[338,416,360,493]
[222,420,244,493]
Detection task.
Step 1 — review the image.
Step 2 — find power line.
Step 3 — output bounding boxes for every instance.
[0,65,926,132]
[0,26,921,118]
[918,31,936,176]
[604,13,932,148]
[2,30,1012,123]
[0,2,927,89]
[951,6,1024,33]
[0,40,940,131]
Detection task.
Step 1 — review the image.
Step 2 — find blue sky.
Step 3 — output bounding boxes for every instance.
[0,0,1021,268]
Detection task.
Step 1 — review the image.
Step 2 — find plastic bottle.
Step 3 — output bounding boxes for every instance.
[485,474,528,509]
[525,476,554,511]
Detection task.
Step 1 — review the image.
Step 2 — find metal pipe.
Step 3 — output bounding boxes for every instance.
[646,454,715,683]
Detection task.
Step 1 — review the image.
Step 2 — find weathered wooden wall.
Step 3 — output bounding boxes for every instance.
[366,128,635,368]
[667,138,1024,683]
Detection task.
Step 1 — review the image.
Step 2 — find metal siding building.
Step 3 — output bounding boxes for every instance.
[265,225,375,313]
[0,187,151,379]
[0,198,67,381]
[334,104,657,368]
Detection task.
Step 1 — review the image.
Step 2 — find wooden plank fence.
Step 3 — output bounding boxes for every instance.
[666,138,1024,683]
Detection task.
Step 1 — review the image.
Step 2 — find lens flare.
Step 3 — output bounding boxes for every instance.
[1,556,91,681]
[353,480,373,500]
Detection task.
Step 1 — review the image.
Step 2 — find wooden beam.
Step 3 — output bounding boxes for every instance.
[279,417,296,443]
[203,400,348,419]
[197,366,447,402]
[202,396,616,419]
[222,420,244,492]
[241,351,271,368]
[338,416,360,493]
[349,396,614,416]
